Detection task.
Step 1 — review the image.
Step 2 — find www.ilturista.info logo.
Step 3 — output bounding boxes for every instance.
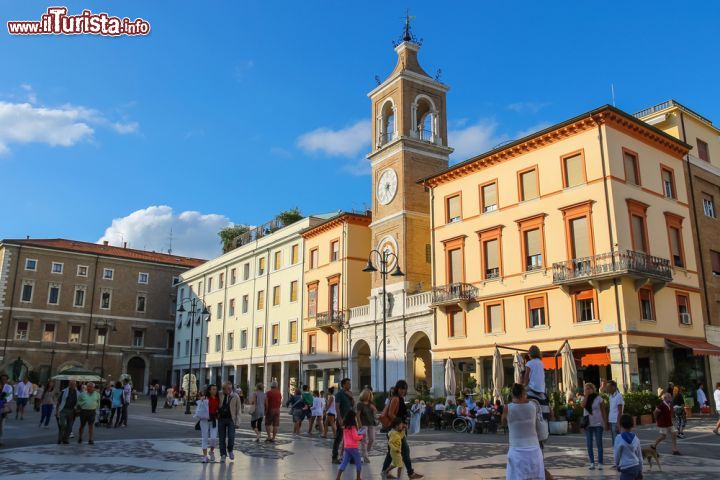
[7,7,150,36]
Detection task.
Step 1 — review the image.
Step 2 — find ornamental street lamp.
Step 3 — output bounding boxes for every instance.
[95,319,117,381]
[177,297,209,415]
[363,249,404,395]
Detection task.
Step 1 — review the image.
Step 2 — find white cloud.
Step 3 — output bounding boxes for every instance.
[20,84,37,104]
[111,121,139,134]
[449,119,508,161]
[507,101,550,114]
[297,120,370,157]
[97,205,232,260]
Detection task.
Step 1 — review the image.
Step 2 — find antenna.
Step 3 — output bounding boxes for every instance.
[168,227,173,255]
[611,83,616,107]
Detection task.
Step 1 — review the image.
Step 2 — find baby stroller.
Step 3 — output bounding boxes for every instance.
[96,397,112,427]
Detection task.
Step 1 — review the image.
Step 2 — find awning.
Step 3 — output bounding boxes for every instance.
[666,336,720,356]
[581,352,611,367]
[541,357,562,370]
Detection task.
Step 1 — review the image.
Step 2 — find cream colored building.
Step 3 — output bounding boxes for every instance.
[172,214,331,399]
[420,105,710,392]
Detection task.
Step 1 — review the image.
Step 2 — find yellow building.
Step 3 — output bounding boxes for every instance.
[421,105,709,392]
[300,211,372,390]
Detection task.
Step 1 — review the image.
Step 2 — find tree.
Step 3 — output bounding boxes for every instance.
[276,208,303,227]
[218,224,250,253]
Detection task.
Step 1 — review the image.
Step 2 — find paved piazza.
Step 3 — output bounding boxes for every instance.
[1,401,719,479]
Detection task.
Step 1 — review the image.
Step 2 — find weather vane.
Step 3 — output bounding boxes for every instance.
[392,9,422,47]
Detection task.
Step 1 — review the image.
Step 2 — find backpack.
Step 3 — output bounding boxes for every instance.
[379,396,400,429]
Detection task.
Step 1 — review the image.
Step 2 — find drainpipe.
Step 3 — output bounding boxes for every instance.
[2,245,22,362]
[595,120,628,391]
[341,220,348,379]
[429,184,439,395]
[262,246,270,386]
[220,265,229,383]
[85,255,101,358]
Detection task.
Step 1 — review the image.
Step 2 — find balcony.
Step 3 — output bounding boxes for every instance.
[316,310,345,332]
[552,250,672,292]
[431,283,478,311]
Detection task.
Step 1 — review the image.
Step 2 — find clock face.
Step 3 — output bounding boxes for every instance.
[376,169,398,205]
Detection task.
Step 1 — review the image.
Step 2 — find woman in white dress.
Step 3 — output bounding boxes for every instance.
[409,399,423,434]
[502,383,546,480]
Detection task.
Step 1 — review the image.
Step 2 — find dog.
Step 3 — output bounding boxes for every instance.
[642,447,661,471]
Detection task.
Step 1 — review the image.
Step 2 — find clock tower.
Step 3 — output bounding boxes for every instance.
[368,21,452,293]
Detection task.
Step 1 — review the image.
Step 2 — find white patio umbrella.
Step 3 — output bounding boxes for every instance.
[444,358,456,398]
[561,342,577,403]
[513,352,526,384]
[492,347,504,402]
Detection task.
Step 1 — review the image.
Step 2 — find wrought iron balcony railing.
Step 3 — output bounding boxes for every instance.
[316,310,345,330]
[552,250,672,285]
[431,282,478,306]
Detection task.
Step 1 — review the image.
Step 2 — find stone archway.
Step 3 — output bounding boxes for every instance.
[351,340,372,392]
[126,357,147,389]
[407,331,432,395]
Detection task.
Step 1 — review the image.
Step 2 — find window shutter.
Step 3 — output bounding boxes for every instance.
[484,239,499,270]
[487,304,502,333]
[525,229,541,256]
[697,139,710,162]
[670,227,682,265]
[482,183,497,209]
[521,170,538,200]
[564,154,583,187]
[449,249,463,283]
[631,215,646,252]
[623,152,638,184]
[528,297,545,310]
[570,216,590,259]
[575,289,594,301]
[447,195,461,221]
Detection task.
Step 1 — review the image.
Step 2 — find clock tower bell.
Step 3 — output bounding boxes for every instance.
[368,21,452,293]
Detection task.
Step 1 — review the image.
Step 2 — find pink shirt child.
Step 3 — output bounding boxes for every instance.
[342,426,364,449]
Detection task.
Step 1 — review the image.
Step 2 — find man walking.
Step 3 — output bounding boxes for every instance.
[56,380,79,445]
[264,381,282,442]
[605,380,624,448]
[77,382,100,444]
[332,378,353,464]
[713,382,720,435]
[120,379,132,427]
[0,374,13,447]
[149,383,159,413]
[217,382,241,461]
[14,376,32,420]
[652,392,681,455]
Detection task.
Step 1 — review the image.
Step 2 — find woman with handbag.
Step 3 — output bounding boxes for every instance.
[323,387,337,439]
[194,385,219,463]
[356,388,378,463]
[286,388,306,435]
[248,383,265,442]
[582,382,607,470]
[379,380,423,479]
[502,383,546,480]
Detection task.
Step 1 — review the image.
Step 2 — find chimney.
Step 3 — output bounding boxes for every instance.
[103,240,109,246]
[123,242,127,249]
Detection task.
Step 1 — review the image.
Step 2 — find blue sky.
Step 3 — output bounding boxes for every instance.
[1,1,718,258]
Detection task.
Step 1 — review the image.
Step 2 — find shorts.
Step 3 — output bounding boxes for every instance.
[266,408,280,427]
[658,426,675,435]
[16,398,28,407]
[251,417,264,430]
[79,410,96,426]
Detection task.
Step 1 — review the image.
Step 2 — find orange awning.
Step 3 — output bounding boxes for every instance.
[541,357,562,370]
[666,336,720,356]
[581,352,611,367]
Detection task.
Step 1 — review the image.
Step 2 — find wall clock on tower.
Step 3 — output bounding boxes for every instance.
[376,168,398,205]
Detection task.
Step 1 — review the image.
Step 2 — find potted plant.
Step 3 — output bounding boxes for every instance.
[548,391,568,435]
[683,395,694,418]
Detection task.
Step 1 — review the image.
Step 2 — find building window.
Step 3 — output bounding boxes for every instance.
[329,282,339,316]
[289,320,298,343]
[307,333,316,355]
[215,334,221,352]
[15,321,28,341]
[198,281,203,294]
[75,265,86,277]
[138,272,149,284]
[519,167,539,201]
[308,284,318,318]
[97,327,108,345]
[627,200,649,254]
[198,338,203,353]
[258,257,266,276]
[103,268,114,280]
[218,272,224,289]
[485,302,504,334]
[291,244,299,264]
[230,268,237,285]
[51,262,63,274]
[661,167,676,199]
[639,288,655,321]
[274,251,282,270]
[569,216,591,260]
[676,293,691,325]
[711,250,720,276]
[527,296,547,328]
[446,247,464,284]
[207,277,213,292]
[216,302,223,319]
[74,287,86,307]
[524,229,543,271]
[329,332,338,352]
[480,181,498,213]
[255,327,264,347]
[42,323,56,343]
[703,194,716,218]
[240,330,248,349]
[20,281,33,302]
[331,240,340,262]
[243,263,250,280]
[665,213,685,268]
[272,286,281,306]
[69,325,82,344]
[172,276,180,286]
[242,294,249,314]
[623,149,641,186]
[133,330,145,347]
[227,332,234,351]
[478,226,502,280]
[257,290,265,310]
[47,283,60,305]
[290,280,298,302]
[448,307,465,338]
[561,201,595,263]
[136,295,147,312]
[562,152,585,188]
[574,289,596,322]
[310,248,319,269]
[24,259,37,271]
[697,138,710,162]
[445,194,461,223]
[176,341,181,356]
[185,340,189,355]
[100,290,112,310]
[228,298,236,316]
[271,324,279,345]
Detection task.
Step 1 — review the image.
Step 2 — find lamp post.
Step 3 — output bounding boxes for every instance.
[95,319,117,381]
[363,249,404,395]
[178,297,209,415]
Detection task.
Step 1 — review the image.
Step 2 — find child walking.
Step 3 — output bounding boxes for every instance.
[335,411,364,480]
[614,413,643,480]
[383,418,406,480]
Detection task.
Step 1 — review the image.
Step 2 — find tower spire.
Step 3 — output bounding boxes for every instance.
[394,10,421,47]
